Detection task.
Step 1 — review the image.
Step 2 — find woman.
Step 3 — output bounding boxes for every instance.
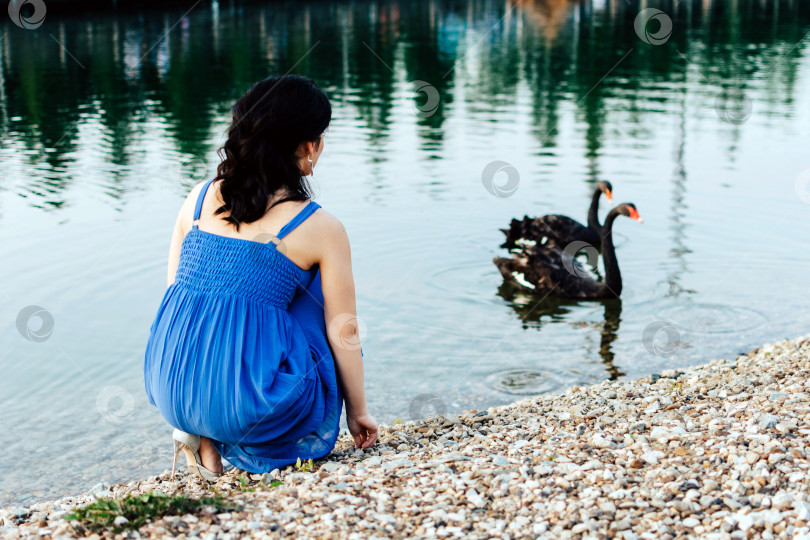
[144,75,378,481]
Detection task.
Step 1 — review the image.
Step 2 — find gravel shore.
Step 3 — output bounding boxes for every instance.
[5,335,810,539]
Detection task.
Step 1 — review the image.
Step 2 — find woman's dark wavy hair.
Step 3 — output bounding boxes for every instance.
[214,75,331,229]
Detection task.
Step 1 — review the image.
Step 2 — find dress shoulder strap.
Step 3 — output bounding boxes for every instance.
[277,201,321,239]
[192,179,216,229]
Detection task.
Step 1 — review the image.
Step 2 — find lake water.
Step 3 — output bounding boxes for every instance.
[1,0,809,506]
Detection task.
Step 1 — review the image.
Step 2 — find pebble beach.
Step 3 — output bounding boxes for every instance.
[5,335,810,539]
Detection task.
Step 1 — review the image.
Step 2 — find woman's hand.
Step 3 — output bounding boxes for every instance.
[347,409,378,449]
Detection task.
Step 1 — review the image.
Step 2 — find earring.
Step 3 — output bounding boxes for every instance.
[307,154,314,175]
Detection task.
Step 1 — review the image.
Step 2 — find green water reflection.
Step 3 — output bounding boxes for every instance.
[2,0,807,209]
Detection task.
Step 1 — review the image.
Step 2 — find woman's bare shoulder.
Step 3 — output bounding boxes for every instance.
[307,206,349,244]
[310,207,344,231]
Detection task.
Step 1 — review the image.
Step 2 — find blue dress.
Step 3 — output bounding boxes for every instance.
[144,178,342,473]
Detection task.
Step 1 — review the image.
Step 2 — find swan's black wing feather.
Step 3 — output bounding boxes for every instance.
[533,215,601,249]
[493,245,611,299]
[499,216,536,249]
[500,214,601,250]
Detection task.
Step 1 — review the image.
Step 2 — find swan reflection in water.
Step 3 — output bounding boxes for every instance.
[497,282,625,380]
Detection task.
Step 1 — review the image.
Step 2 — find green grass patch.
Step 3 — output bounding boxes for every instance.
[65,492,239,533]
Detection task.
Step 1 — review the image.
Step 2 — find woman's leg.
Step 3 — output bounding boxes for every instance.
[199,436,223,473]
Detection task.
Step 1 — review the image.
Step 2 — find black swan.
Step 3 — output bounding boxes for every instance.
[500,181,613,251]
[493,203,641,299]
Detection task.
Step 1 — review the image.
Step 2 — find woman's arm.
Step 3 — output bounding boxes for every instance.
[167,183,203,287]
[318,213,378,449]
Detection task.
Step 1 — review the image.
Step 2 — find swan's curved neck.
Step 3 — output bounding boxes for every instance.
[587,188,603,233]
[601,211,622,296]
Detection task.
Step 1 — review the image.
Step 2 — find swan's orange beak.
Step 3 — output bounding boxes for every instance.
[628,206,643,223]
[605,189,613,203]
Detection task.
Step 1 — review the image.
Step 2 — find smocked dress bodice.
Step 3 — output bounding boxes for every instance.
[175,228,311,309]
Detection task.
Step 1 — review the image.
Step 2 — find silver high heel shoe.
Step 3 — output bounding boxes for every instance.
[171,429,223,482]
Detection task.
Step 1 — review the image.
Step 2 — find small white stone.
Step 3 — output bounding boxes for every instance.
[591,435,612,449]
[795,501,810,521]
[381,458,414,470]
[772,493,792,510]
[644,401,660,414]
[466,488,486,508]
[642,451,664,465]
[762,510,783,524]
[736,513,755,531]
[757,414,778,430]
[768,453,786,465]
[612,518,631,531]
[598,501,616,514]
[320,462,342,473]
